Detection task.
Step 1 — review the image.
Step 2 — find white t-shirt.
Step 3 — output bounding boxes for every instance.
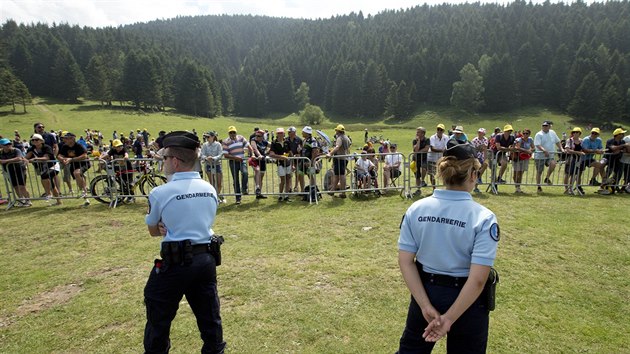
[428,134,449,162]
[385,153,403,171]
[534,129,561,159]
[355,158,374,172]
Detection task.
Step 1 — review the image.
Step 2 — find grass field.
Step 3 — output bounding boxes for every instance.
[1,100,629,353]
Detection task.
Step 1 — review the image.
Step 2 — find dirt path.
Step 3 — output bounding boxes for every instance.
[34,102,60,124]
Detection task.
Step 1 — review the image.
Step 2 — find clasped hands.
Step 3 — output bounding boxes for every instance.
[421,306,453,343]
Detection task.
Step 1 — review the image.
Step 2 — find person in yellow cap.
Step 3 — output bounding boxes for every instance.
[562,127,586,195]
[620,129,630,193]
[581,127,605,186]
[599,127,627,192]
[493,124,516,184]
[100,138,135,202]
[326,124,351,198]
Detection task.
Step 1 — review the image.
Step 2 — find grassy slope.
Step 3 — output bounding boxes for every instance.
[0,101,628,353]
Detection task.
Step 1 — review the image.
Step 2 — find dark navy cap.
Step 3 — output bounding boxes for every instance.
[444,142,476,160]
[162,131,200,150]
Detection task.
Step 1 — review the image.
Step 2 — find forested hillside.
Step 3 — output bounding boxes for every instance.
[1,0,629,122]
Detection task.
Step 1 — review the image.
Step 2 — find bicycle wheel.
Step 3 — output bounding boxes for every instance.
[90,175,120,204]
[139,174,168,195]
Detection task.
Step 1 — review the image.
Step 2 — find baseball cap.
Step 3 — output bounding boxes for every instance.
[228,126,237,133]
[302,126,313,135]
[276,127,285,134]
[571,127,582,133]
[162,131,200,150]
[0,138,12,145]
[62,132,76,138]
[478,128,486,134]
[31,134,44,141]
[590,128,601,134]
[417,126,426,132]
[208,131,217,137]
[288,126,297,133]
[437,123,446,130]
[112,139,123,147]
[613,128,627,136]
[503,124,514,132]
[453,125,464,133]
[335,124,345,132]
[444,142,476,160]
[542,120,553,126]
[255,130,265,136]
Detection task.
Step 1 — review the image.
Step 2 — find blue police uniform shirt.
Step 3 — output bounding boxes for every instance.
[582,136,603,160]
[398,189,499,277]
[145,171,218,245]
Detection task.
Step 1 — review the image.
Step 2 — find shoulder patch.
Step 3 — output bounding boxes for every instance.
[490,223,500,242]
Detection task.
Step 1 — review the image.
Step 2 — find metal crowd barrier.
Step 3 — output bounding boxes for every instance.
[2,150,629,210]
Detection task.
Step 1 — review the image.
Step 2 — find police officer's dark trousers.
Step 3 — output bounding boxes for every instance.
[144,252,225,354]
[398,277,489,353]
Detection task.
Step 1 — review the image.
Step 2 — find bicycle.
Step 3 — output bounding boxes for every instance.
[89,159,167,205]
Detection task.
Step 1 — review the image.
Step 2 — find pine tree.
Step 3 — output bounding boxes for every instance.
[598,74,623,122]
[567,71,601,120]
[85,55,109,105]
[51,47,85,102]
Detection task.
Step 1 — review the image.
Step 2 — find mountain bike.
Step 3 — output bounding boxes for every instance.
[89,160,167,205]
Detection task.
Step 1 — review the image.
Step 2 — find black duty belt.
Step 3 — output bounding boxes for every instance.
[192,243,211,255]
[417,263,468,288]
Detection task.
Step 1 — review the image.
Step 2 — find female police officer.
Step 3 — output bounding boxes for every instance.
[396,142,499,353]
[144,131,226,353]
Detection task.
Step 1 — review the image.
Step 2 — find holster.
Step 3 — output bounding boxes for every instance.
[484,268,499,311]
[210,235,224,266]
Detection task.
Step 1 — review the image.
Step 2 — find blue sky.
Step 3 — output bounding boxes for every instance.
[0,0,574,28]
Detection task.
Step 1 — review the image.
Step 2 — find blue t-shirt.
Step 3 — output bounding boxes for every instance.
[146,172,218,245]
[398,189,499,277]
[582,136,603,160]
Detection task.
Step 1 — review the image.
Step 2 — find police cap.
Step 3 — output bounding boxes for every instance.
[162,131,200,150]
[444,142,476,160]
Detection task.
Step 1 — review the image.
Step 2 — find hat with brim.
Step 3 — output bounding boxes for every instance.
[112,139,123,147]
[228,126,237,133]
[590,128,600,134]
[31,134,44,141]
[437,123,446,130]
[503,124,514,132]
[542,120,553,126]
[302,126,312,135]
[571,127,582,134]
[0,138,12,145]
[453,125,464,133]
[335,124,345,132]
[613,128,627,136]
[162,131,200,150]
[62,132,76,138]
[276,128,285,134]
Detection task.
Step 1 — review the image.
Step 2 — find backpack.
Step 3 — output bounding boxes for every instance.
[302,185,322,202]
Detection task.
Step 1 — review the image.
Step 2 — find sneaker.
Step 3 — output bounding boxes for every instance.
[339,193,347,199]
[589,179,600,186]
[420,181,427,187]
[83,199,90,207]
[79,191,88,199]
[544,178,552,185]
[284,197,292,202]
[474,188,481,193]
[477,177,483,184]
[577,186,585,195]
[256,194,267,199]
[496,178,506,184]
[537,186,543,193]
[278,197,284,202]
[236,199,241,205]
[514,188,522,194]
[413,190,422,197]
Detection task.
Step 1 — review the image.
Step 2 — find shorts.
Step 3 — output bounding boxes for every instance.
[205,163,222,174]
[277,165,292,177]
[5,167,26,187]
[565,158,584,174]
[580,157,595,169]
[415,159,428,176]
[40,169,59,180]
[249,157,266,172]
[512,159,529,172]
[333,158,348,175]
[70,163,91,180]
[356,171,369,180]
[427,161,438,175]
[535,158,554,172]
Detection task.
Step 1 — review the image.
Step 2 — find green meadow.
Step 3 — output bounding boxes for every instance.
[0,100,628,353]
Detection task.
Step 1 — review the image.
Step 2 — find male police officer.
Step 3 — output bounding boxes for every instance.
[144,131,226,353]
